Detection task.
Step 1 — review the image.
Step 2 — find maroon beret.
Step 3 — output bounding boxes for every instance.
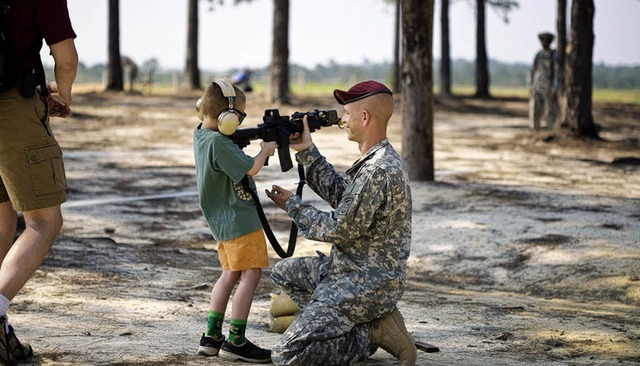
[333,80,393,105]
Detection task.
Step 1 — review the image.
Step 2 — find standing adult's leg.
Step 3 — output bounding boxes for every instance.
[0,205,62,300]
[528,96,535,130]
[0,201,17,263]
[530,93,545,131]
[546,94,559,130]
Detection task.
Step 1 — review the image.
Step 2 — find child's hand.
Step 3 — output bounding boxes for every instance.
[261,141,278,156]
[249,141,278,176]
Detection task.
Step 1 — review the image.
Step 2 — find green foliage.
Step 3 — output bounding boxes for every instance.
[204,0,253,11]
[593,63,640,89]
[487,0,519,23]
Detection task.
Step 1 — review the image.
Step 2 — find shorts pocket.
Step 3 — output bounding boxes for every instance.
[24,143,67,196]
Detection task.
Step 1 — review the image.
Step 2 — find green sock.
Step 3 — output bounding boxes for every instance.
[228,319,247,345]
[206,311,224,339]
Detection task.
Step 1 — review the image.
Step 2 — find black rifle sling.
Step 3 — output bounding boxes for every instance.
[241,163,306,258]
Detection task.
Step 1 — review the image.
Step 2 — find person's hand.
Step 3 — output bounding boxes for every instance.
[290,115,313,152]
[46,81,72,118]
[47,96,71,118]
[265,184,294,210]
[261,141,278,156]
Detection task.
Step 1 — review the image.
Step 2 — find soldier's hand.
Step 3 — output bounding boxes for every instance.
[265,185,294,210]
[290,115,313,152]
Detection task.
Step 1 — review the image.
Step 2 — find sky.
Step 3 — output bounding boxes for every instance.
[44,0,640,71]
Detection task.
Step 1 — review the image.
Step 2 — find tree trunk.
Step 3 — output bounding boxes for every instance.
[268,0,290,104]
[555,0,567,126]
[106,0,123,91]
[401,0,435,181]
[439,0,451,97]
[183,0,201,90]
[474,0,490,98]
[560,0,598,138]
[392,0,402,93]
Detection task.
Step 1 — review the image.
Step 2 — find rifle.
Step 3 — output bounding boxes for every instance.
[231,109,342,172]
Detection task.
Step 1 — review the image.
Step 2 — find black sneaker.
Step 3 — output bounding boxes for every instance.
[6,322,33,363]
[219,339,271,363]
[1,316,15,365]
[197,333,225,356]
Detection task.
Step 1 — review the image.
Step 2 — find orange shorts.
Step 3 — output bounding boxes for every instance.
[217,229,269,271]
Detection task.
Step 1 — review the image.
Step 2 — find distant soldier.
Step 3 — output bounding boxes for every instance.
[528,32,559,131]
[121,56,138,93]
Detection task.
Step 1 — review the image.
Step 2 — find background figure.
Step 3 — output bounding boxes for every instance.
[0,0,78,363]
[231,68,253,92]
[528,31,559,131]
[121,56,139,93]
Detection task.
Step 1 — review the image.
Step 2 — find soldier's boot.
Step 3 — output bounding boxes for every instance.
[369,308,417,366]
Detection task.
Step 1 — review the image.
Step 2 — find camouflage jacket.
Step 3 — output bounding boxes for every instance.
[530,48,558,93]
[284,139,412,323]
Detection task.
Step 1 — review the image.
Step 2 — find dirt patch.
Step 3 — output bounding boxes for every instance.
[7,90,640,365]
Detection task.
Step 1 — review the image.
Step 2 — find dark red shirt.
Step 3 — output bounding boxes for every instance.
[7,0,76,69]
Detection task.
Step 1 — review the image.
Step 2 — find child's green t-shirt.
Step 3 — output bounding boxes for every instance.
[193,127,263,241]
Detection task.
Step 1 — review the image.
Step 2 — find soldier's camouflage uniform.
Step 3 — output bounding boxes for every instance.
[271,140,412,366]
[529,48,559,130]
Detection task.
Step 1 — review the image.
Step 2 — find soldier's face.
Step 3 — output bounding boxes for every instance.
[343,104,364,142]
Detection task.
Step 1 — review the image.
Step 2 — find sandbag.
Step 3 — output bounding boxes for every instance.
[269,315,297,334]
[269,292,300,318]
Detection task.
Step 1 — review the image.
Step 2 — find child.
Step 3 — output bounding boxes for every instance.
[193,80,275,363]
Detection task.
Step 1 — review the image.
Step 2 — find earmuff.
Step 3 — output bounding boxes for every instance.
[214,80,243,136]
[195,97,205,121]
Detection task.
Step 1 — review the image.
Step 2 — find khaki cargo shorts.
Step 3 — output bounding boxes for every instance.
[0,87,67,212]
[217,229,269,271]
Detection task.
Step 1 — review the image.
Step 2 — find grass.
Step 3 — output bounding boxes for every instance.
[74,82,640,105]
[278,83,640,104]
[449,85,640,104]
[592,88,640,104]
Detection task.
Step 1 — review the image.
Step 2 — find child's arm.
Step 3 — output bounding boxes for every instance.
[247,141,278,176]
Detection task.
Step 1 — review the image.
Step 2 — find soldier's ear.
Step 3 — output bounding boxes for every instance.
[362,110,371,126]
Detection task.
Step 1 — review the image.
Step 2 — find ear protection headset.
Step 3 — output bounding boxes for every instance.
[194,80,245,135]
[214,80,245,135]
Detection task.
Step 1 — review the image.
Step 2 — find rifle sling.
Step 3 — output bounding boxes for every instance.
[241,163,305,258]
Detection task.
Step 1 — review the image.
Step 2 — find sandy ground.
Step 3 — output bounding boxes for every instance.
[6,89,640,366]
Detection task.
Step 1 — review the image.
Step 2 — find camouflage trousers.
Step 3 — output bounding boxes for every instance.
[270,254,374,366]
[529,90,558,131]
